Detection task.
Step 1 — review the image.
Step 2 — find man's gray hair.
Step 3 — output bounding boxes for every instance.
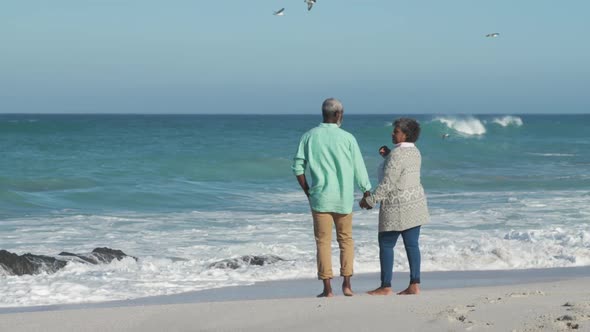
[322,98,343,117]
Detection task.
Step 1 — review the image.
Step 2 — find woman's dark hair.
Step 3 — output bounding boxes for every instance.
[393,118,421,142]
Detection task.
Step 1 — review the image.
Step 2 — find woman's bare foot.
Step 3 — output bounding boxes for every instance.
[367,287,393,296]
[342,276,354,296]
[397,283,420,295]
[317,291,334,298]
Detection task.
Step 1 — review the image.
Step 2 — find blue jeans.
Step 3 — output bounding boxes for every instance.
[378,226,421,288]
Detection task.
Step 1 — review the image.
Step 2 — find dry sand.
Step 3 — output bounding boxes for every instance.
[1,275,589,332]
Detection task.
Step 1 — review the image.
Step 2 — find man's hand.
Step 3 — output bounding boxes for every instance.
[359,197,372,210]
[296,174,310,198]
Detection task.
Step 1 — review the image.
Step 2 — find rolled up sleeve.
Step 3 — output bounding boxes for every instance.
[291,135,307,176]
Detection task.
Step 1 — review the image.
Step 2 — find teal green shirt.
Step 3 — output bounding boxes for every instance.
[292,123,372,214]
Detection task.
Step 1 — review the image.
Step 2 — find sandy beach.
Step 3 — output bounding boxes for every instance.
[1,268,589,332]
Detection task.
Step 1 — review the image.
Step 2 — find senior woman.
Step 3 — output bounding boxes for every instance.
[360,118,429,295]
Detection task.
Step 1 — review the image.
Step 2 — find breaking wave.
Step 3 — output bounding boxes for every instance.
[433,116,486,136]
[492,116,523,127]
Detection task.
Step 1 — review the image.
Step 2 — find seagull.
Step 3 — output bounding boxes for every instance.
[486,33,500,38]
[305,0,316,11]
[274,8,285,16]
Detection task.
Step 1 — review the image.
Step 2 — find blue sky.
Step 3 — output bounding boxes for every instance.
[1,0,589,114]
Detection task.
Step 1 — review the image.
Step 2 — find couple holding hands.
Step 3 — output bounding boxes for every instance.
[292,98,429,297]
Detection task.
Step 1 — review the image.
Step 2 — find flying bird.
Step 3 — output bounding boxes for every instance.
[305,0,316,11]
[486,33,500,38]
[274,8,285,16]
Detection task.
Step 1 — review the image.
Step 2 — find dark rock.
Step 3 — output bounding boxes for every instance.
[0,250,67,276]
[58,252,99,264]
[0,247,136,276]
[58,247,137,264]
[90,247,136,263]
[208,255,284,269]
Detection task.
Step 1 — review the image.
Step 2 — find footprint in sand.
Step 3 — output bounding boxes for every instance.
[555,314,580,330]
[482,296,504,304]
[442,307,475,324]
[435,305,495,329]
[508,290,546,298]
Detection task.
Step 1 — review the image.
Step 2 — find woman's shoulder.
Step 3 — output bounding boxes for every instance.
[392,145,420,155]
[391,146,421,163]
[401,145,421,154]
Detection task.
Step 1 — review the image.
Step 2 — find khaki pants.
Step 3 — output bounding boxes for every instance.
[312,211,354,280]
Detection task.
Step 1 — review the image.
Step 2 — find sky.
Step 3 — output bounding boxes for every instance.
[1,0,589,114]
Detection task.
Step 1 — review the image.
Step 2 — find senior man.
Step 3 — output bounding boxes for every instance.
[292,98,372,297]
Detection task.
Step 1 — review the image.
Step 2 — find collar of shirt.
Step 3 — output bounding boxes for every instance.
[318,123,339,128]
[395,142,415,148]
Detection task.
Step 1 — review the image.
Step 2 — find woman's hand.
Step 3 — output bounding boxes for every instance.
[359,197,372,210]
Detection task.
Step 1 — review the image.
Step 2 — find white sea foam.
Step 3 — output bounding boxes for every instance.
[526,152,576,157]
[491,115,523,127]
[433,116,486,136]
[1,190,589,307]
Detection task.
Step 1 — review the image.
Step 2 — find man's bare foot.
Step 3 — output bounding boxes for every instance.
[318,279,333,297]
[397,283,420,295]
[367,287,393,296]
[342,277,354,296]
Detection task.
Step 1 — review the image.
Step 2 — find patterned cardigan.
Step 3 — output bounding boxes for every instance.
[365,145,429,232]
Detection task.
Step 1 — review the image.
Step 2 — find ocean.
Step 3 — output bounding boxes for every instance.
[1,114,589,307]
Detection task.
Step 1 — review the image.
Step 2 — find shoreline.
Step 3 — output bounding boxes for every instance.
[1,268,589,331]
[1,266,589,314]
